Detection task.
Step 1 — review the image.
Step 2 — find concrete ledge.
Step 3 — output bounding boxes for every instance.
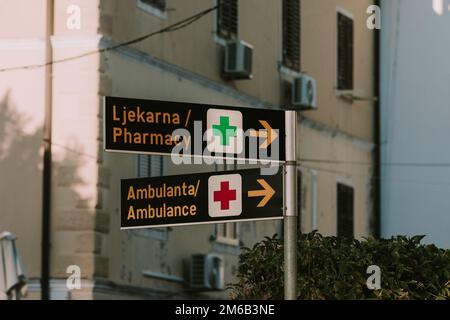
[53,254,109,278]
[55,210,110,233]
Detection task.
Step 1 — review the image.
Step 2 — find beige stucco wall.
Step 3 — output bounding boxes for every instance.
[0,0,50,279]
[0,0,49,38]
[43,0,103,283]
[100,0,283,105]
[0,0,376,299]
[100,0,375,139]
[0,0,103,285]
[302,0,375,141]
[299,122,374,237]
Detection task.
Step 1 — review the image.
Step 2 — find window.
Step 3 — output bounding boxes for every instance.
[217,0,238,40]
[140,0,166,11]
[337,12,353,90]
[214,223,239,246]
[337,183,354,238]
[137,0,167,18]
[137,155,165,178]
[282,0,301,71]
[136,155,167,240]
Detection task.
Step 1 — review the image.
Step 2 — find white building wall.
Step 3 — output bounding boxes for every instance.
[380,0,450,248]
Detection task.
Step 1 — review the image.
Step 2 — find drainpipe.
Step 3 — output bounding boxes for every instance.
[373,0,381,238]
[41,0,54,300]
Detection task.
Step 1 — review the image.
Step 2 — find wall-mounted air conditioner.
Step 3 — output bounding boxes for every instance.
[189,254,224,291]
[292,74,317,109]
[223,40,253,80]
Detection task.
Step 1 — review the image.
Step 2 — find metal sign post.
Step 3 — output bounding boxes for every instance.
[284,110,298,300]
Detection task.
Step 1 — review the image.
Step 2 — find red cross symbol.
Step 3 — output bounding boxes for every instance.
[213,181,237,210]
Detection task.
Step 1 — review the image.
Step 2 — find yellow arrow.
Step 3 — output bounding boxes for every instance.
[248,179,276,208]
[249,120,279,149]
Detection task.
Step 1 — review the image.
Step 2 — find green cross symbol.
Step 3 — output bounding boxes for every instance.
[212,116,237,146]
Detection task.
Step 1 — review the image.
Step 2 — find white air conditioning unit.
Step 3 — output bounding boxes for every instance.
[189,254,224,291]
[292,74,317,109]
[223,40,253,79]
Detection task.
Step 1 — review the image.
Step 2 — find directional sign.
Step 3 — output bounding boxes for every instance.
[120,168,283,229]
[103,96,286,162]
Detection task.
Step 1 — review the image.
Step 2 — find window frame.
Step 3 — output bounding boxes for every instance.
[336,7,354,92]
[136,154,165,178]
[298,167,318,234]
[336,180,355,239]
[134,154,168,240]
[278,0,302,88]
[213,223,240,246]
[137,0,168,19]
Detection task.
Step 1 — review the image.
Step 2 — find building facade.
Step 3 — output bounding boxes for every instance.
[380,0,450,249]
[0,0,376,299]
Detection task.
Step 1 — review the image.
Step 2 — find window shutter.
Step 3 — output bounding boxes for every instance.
[150,155,164,177]
[137,155,164,178]
[217,0,238,40]
[282,0,301,71]
[138,155,149,178]
[337,13,353,90]
[135,154,167,239]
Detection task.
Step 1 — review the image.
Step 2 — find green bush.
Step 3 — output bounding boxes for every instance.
[228,232,450,300]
